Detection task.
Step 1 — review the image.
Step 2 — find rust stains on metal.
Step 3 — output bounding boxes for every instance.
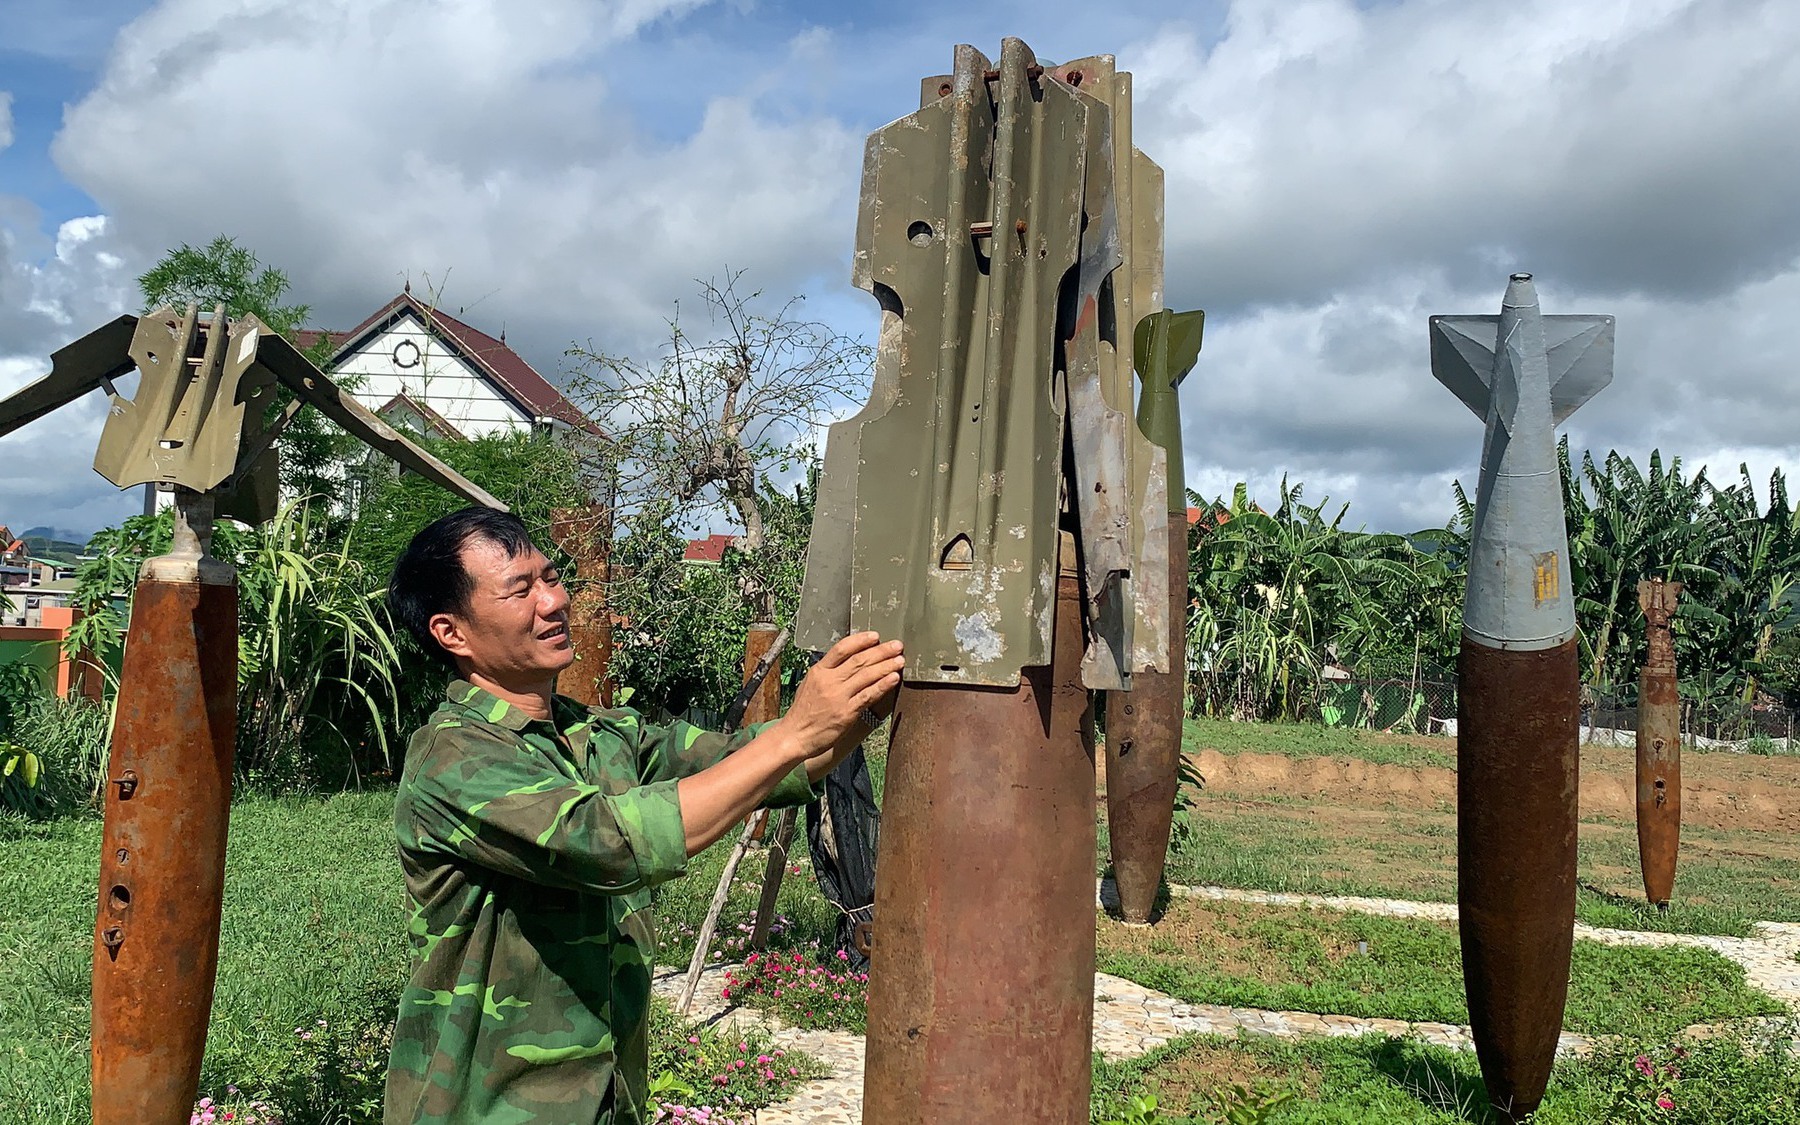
[1637,578,1683,907]
[862,537,1097,1123]
[1457,636,1580,1123]
[550,504,615,707]
[91,576,237,1125]
[1105,520,1188,923]
[741,623,784,727]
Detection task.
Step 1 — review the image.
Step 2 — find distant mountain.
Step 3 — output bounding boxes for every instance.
[21,527,90,545]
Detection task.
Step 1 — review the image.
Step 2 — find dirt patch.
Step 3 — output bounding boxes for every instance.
[1132,1040,1320,1113]
[1098,899,1372,982]
[1191,747,1800,835]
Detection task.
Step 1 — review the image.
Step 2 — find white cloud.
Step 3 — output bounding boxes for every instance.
[1134,0,1800,307]
[1127,0,1800,528]
[5,0,1798,538]
[53,0,862,356]
[0,212,143,535]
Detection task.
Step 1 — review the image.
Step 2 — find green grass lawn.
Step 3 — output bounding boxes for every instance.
[0,793,817,1125]
[1156,795,1800,938]
[1091,1024,1800,1125]
[1096,900,1783,1041]
[0,793,408,1122]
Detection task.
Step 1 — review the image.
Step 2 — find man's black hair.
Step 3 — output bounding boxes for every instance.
[389,507,536,665]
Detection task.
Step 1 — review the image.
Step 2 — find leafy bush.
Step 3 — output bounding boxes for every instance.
[65,503,404,792]
[0,694,111,816]
[1586,1022,1800,1124]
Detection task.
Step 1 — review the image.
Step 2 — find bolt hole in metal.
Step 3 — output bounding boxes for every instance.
[109,885,131,912]
[940,534,974,570]
[113,769,139,800]
[907,220,934,246]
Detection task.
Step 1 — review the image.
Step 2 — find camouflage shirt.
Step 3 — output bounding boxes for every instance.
[384,679,817,1124]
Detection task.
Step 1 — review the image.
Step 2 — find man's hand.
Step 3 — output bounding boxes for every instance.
[778,632,904,764]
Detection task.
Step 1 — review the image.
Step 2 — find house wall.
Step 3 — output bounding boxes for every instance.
[333,311,532,437]
[0,608,104,700]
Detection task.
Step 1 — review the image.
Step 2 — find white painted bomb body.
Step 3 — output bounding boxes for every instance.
[1431,272,1613,650]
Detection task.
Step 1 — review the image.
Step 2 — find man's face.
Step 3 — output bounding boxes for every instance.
[431,537,574,684]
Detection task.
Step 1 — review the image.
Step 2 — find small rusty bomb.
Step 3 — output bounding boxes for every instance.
[1636,578,1683,908]
[91,502,238,1125]
[550,504,616,708]
[1105,521,1187,923]
[1106,309,1202,924]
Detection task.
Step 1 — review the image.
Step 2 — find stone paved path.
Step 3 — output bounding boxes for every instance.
[654,884,1800,1122]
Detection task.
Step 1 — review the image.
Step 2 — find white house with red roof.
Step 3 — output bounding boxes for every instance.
[296,286,598,440]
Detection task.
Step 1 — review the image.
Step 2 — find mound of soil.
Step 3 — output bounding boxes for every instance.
[1187,745,1800,836]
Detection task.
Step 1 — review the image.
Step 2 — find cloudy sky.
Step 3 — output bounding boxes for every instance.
[1,0,1796,538]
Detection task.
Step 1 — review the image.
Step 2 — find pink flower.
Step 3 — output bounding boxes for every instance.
[1634,1054,1654,1078]
[1657,1095,1675,1110]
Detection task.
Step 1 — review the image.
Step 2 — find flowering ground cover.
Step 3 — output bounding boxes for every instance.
[721,946,871,1033]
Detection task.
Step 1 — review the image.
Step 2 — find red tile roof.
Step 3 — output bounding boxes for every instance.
[683,534,737,564]
[375,393,465,442]
[306,292,603,436]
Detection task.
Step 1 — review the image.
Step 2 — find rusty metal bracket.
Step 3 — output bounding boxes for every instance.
[0,307,507,520]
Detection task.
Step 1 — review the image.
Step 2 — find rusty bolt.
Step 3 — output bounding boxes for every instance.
[101,926,124,953]
[112,770,139,800]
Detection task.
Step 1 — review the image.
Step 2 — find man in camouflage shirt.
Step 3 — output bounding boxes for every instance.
[383,508,903,1123]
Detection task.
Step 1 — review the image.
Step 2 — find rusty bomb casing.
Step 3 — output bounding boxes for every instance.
[550,504,615,708]
[1431,273,1613,1121]
[862,544,1097,1124]
[92,565,238,1124]
[1457,636,1580,1120]
[1105,308,1203,924]
[1104,521,1187,923]
[1636,578,1683,907]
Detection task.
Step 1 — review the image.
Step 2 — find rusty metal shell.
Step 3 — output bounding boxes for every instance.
[862,537,1097,1122]
[1457,636,1580,1122]
[91,578,238,1125]
[1636,578,1683,906]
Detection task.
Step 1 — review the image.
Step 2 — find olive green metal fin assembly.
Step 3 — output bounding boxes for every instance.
[0,316,139,440]
[1133,307,1205,501]
[1050,53,1134,690]
[800,39,1083,686]
[93,306,271,506]
[798,38,1184,689]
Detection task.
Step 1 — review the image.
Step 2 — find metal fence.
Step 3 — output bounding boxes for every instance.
[1583,689,1799,746]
